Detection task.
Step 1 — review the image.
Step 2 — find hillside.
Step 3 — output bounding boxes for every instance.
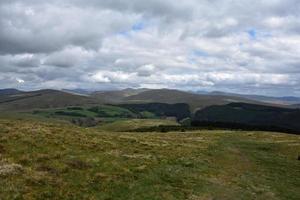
[193,103,300,134]
[91,88,148,103]
[292,104,300,109]
[0,118,299,199]
[208,91,300,105]
[0,88,23,96]
[0,88,287,113]
[118,103,191,121]
[124,89,273,111]
[0,89,100,111]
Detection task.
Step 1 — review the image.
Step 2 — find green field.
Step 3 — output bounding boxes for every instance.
[0,117,299,200]
[29,105,165,125]
[31,105,139,119]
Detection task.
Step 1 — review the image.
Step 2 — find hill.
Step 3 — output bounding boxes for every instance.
[0,117,299,199]
[118,103,191,121]
[193,102,300,134]
[62,89,92,96]
[124,89,275,111]
[91,88,148,103]
[0,89,100,111]
[0,88,291,116]
[291,104,300,109]
[208,91,300,105]
[0,88,23,96]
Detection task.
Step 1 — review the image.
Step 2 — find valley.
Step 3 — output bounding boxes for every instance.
[0,88,299,199]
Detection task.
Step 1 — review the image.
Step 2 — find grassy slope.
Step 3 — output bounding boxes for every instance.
[94,119,179,132]
[0,118,299,200]
[0,90,99,111]
[124,89,271,111]
[31,104,170,120]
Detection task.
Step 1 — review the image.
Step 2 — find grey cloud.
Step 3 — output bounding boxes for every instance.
[0,0,300,96]
[0,2,138,55]
[71,0,193,21]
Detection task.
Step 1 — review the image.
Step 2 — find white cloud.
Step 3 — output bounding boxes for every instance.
[137,64,156,76]
[16,78,25,83]
[0,0,300,96]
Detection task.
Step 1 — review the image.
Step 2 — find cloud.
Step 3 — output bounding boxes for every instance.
[43,47,94,68]
[137,64,156,77]
[16,78,25,84]
[0,0,300,96]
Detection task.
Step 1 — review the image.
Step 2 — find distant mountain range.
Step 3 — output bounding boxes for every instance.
[0,89,99,111]
[122,89,269,111]
[195,91,300,105]
[1,87,299,134]
[193,102,300,134]
[0,88,23,96]
[0,88,297,112]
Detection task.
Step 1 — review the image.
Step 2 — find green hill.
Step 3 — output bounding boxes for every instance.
[0,88,23,96]
[0,118,299,199]
[118,103,191,121]
[124,89,276,111]
[0,90,100,111]
[91,88,149,103]
[0,88,285,114]
[193,103,300,134]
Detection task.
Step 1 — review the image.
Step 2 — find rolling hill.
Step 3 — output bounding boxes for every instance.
[193,102,300,134]
[292,104,300,109]
[91,88,148,103]
[123,89,277,111]
[0,117,299,199]
[0,89,100,111]
[118,103,191,121]
[0,88,291,115]
[0,88,23,96]
[208,91,300,105]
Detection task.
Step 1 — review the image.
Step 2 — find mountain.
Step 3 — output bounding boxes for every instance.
[91,88,149,103]
[0,88,289,113]
[0,88,23,96]
[208,91,300,105]
[123,89,277,111]
[0,89,100,111]
[291,104,300,109]
[193,102,300,134]
[62,89,93,96]
[118,103,191,121]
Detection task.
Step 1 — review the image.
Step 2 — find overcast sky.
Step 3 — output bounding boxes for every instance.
[1,0,300,96]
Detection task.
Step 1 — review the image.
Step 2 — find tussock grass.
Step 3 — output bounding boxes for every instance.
[0,118,299,199]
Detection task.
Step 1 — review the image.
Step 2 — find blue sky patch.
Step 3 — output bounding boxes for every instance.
[247,29,257,40]
[193,49,209,57]
[132,22,145,31]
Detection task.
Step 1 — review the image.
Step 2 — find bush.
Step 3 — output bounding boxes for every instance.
[118,103,191,121]
[55,111,87,117]
[71,117,99,127]
[67,107,83,111]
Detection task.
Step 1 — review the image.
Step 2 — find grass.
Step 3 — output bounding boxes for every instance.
[0,118,299,200]
[32,105,137,119]
[94,118,179,132]
[30,105,160,123]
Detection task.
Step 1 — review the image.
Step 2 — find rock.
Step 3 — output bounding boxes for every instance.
[0,163,23,176]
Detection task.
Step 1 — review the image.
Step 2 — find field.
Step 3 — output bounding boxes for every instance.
[31,105,138,119]
[0,117,299,200]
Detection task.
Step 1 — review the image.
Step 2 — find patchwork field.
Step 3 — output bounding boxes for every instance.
[0,118,299,200]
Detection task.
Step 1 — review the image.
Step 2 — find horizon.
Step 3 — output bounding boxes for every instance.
[1,87,300,98]
[1,0,300,96]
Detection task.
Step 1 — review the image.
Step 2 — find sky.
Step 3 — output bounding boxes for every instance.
[0,0,300,96]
